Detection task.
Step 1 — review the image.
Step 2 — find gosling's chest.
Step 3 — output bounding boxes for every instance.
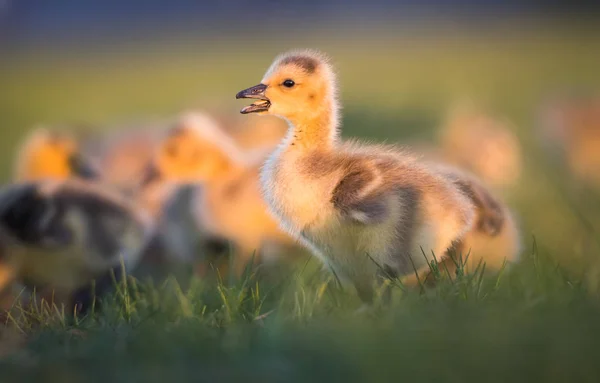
[263,154,338,231]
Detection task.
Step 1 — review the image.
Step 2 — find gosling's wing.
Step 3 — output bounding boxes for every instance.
[330,163,391,225]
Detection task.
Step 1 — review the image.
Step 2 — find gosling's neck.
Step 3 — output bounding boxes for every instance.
[283,98,340,151]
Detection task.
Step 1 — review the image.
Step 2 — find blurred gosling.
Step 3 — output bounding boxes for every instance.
[146,112,296,276]
[14,127,97,182]
[63,125,198,278]
[0,178,153,313]
[236,50,476,303]
[8,126,159,311]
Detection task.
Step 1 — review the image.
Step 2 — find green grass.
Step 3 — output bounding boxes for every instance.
[1,22,600,381]
[2,246,600,383]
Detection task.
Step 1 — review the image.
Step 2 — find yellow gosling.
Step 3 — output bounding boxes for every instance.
[13,127,96,182]
[147,112,296,276]
[236,50,476,302]
[3,126,99,310]
[0,178,153,313]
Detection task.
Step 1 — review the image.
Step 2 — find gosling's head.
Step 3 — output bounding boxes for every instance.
[148,112,241,184]
[236,50,338,124]
[14,127,90,181]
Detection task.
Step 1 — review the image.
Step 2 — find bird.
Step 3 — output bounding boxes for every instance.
[236,50,477,303]
[144,112,298,277]
[13,126,98,182]
[0,178,153,314]
[5,126,167,313]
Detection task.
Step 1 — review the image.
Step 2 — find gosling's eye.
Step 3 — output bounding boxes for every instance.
[282,79,295,88]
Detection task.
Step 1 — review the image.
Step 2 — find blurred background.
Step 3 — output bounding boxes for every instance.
[1,0,600,281]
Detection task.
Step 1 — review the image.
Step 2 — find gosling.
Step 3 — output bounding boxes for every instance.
[6,128,153,312]
[0,178,153,314]
[237,50,476,302]
[14,127,97,182]
[145,112,296,276]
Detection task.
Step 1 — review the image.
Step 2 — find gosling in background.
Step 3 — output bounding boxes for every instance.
[14,127,97,182]
[6,126,157,312]
[0,178,153,314]
[146,112,298,276]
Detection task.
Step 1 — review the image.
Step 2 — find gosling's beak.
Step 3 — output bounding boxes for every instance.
[69,153,99,180]
[140,163,161,186]
[235,84,271,114]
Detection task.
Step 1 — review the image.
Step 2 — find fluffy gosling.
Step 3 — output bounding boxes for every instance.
[14,127,97,182]
[146,112,295,275]
[236,50,476,302]
[0,178,153,313]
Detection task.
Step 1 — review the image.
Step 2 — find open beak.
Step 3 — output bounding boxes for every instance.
[68,153,99,180]
[235,84,270,114]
